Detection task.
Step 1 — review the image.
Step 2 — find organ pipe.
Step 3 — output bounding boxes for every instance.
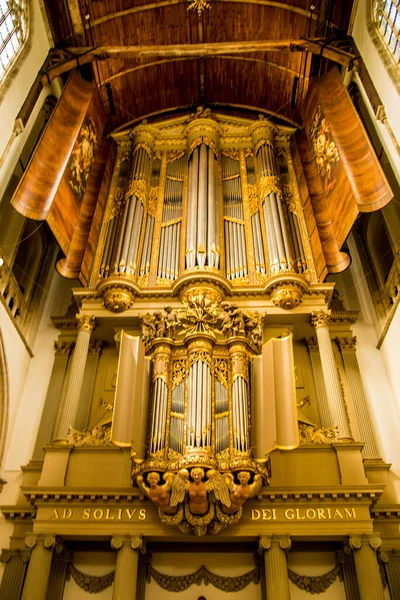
[185,143,220,270]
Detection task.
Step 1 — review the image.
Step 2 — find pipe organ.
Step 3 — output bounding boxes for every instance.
[95,112,315,307]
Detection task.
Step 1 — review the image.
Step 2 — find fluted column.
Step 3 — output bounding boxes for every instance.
[32,341,74,459]
[0,549,30,600]
[111,535,143,600]
[21,534,59,600]
[259,535,291,600]
[311,311,352,440]
[337,337,379,458]
[348,535,385,600]
[56,315,96,439]
[305,337,330,428]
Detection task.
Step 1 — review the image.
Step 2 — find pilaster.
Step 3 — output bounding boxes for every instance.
[21,534,60,600]
[305,336,330,427]
[111,534,143,600]
[56,315,96,439]
[348,534,385,600]
[32,341,74,459]
[336,336,380,459]
[311,311,352,440]
[75,340,103,431]
[0,549,30,600]
[259,535,291,600]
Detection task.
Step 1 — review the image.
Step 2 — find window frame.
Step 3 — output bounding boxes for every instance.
[0,0,31,104]
[367,0,400,94]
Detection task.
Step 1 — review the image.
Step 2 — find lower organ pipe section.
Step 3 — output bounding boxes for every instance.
[215,377,229,454]
[149,378,169,454]
[187,358,212,449]
[232,376,249,452]
[186,144,219,270]
[169,380,184,454]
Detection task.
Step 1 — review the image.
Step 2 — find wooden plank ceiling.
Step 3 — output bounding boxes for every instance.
[44,0,355,132]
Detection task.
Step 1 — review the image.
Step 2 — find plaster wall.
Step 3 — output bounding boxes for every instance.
[287,552,345,600]
[351,0,400,179]
[0,0,52,171]
[63,552,115,599]
[145,552,260,600]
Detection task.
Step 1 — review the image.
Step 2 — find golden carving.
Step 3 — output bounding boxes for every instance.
[103,287,134,313]
[221,148,240,161]
[125,178,147,204]
[248,184,259,216]
[336,336,357,352]
[187,0,211,15]
[298,422,339,445]
[311,310,332,329]
[76,314,96,333]
[258,174,282,199]
[62,424,113,447]
[148,187,158,217]
[172,359,186,389]
[167,149,185,163]
[271,285,303,310]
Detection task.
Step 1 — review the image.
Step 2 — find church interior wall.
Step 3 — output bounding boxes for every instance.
[63,551,115,600]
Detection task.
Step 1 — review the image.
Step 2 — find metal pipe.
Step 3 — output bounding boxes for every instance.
[276,195,293,269]
[158,227,165,278]
[232,221,240,279]
[186,150,197,268]
[207,151,216,267]
[224,220,231,279]
[269,193,286,270]
[187,366,193,447]
[197,144,208,268]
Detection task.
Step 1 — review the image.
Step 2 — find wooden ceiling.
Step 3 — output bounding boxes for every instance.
[43,0,355,132]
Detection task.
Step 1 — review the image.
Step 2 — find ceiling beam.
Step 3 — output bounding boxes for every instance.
[40,39,356,84]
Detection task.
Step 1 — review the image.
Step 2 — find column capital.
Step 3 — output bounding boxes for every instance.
[76,314,96,333]
[25,533,62,551]
[336,336,357,352]
[0,548,30,563]
[304,336,318,352]
[54,340,75,356]
[259,535,291,553]
[111,534,144,552]
[348,534,382,553]
[310,310,331,329]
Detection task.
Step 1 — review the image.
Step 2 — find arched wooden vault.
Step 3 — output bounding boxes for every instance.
[42,0,356,132]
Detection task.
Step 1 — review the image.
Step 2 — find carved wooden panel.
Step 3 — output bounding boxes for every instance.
[299,67,393,277]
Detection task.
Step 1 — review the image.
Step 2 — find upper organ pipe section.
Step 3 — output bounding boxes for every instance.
[96,114,314,292]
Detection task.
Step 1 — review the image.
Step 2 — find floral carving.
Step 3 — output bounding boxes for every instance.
[69,118,98,201]
[309,105,340,195]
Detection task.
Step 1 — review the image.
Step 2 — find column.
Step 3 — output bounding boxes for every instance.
[21,534,59,600]
[46,551,70,600]
[32,341,74,460]
[305,337,330,428]
[385,550,400,599]
[111,535,143,600]
[74,340,103,431]
[348,535,385,600]
[311,311,352,440]
[56,315,96,439]
[337,337,380,458]
[0,549,30,600]
[259,535,291,600]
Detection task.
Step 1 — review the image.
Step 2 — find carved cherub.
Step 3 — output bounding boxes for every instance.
[140,313,156,346]
[223,471,263,514]
[168,468,231,516]
[137,472,178,515]
[220,303,246,336]
[163,306,180,338]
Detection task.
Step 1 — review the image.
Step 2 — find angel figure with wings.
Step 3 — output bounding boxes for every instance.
[223,471,263,514]
[137,472,178,515]
[168,467,231,515]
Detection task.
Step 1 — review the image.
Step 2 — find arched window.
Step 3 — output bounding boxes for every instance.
[367,1,400,93]
[0,0,29,97]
